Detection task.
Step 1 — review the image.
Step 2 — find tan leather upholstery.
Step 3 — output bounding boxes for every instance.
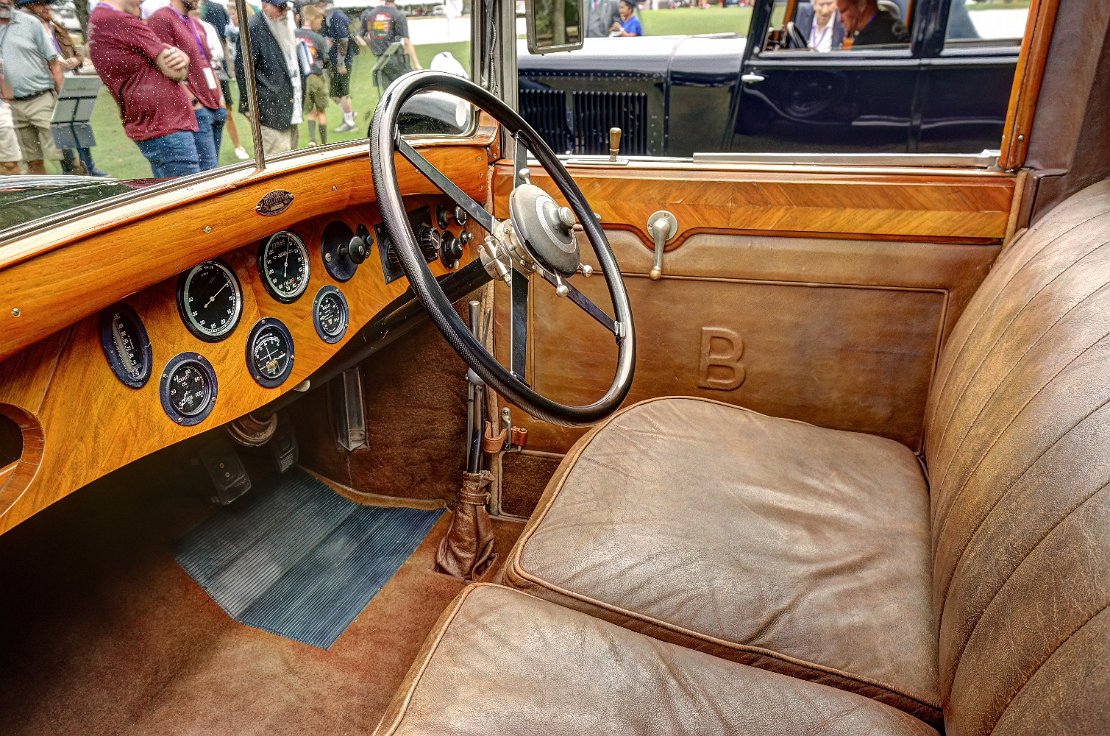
[503,397,941,726]
[373,584,939,736]
[496,179,1110,732]
[924,180,1110,735]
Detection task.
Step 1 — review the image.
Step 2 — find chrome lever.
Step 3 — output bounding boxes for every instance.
[741,73,765,84]
[647,210,678,281]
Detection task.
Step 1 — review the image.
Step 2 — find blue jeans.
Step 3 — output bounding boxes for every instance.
[136,131,200,178]
[193,106,227,171]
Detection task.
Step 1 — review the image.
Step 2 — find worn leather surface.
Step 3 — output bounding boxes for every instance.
[924,179,1110,735]
[435,471,497,580]
[497,231,998,456]
[373,584,939,736]
[503,396,941,726]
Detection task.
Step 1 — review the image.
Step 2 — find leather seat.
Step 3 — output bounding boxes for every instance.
[503,397,941,725]
[374,584,939,736]
[379,180,1110,734]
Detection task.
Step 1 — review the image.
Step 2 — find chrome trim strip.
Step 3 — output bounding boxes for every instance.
[691,151,1002,168]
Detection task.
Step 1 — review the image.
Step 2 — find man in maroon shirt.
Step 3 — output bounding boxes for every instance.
[88,0,200,177]
[148,0,226,171]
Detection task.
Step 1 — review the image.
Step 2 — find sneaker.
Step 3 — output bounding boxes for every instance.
[234,146,250,160]
[333,121,357,133]
[88,166,109,177]
[307,140,319,146]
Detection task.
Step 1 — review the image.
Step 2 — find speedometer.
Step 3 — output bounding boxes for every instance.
[176,260,243,342]
[258,231,310,303]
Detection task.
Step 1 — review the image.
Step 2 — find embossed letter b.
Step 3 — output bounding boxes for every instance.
[698,327,746,391]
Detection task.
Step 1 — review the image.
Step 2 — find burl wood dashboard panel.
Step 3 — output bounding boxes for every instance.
[0,192,479,536]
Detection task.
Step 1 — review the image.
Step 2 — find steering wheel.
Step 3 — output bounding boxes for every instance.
[369,71,635,427]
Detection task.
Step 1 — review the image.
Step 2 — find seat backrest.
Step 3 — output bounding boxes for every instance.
[922,180,1110,735]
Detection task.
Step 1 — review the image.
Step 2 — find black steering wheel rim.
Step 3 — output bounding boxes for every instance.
[369,71,635,427]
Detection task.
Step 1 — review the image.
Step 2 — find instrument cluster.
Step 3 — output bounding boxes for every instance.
[95,201,463,426]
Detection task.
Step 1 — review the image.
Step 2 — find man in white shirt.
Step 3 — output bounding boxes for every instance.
[797,0,843,52]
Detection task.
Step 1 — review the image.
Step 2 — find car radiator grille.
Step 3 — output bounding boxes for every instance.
[519,87,649,157]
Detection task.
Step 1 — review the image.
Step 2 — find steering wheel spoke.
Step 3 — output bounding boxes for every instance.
[396,137,496,234]
[533,266,617,336]
[510,268,529,382]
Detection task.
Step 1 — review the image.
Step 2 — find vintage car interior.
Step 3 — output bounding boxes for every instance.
[0,0,1107,733]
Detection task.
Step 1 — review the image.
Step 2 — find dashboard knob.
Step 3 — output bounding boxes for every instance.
[344,235,369,264]
[416,225,443,262]
[441,234,462,268]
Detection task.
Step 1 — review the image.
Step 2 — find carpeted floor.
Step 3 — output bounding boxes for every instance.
[0,455,524,735]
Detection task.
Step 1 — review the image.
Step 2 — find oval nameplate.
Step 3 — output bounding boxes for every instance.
[256,190,294,216]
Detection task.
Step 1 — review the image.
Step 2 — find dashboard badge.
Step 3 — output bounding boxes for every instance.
[256,190,294,216]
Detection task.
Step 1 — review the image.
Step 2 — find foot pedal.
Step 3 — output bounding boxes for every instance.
[268,417,299,473]
[198,434,251,505]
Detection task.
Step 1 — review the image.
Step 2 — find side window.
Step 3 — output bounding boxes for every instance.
[764,0,911,53]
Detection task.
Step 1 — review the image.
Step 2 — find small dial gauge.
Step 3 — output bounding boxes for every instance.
[246,318,294,388]
[312,285,349,344]
[258,231,310,303]
[99,303,152,388]
[159,353,217,425]
[453,205,468,226]
[176,259,243,341]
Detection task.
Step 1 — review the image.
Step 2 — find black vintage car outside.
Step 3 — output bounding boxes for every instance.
[518,0,1024,157]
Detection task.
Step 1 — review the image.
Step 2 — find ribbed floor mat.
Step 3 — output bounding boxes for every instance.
[174,468,442,649]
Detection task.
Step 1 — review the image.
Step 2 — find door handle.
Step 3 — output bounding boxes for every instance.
[741,73,765,84]
[647,210,678,281]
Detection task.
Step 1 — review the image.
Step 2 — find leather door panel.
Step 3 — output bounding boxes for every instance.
[491,164,1012,460]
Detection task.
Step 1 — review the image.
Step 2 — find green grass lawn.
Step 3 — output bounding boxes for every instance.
[85,40,470,180]
[639,6,753,36]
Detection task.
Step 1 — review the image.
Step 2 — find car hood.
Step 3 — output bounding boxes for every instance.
[0,176,146,233]
[518,34,746,76]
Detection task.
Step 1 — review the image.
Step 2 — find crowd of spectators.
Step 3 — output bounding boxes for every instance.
[0,0,422,178]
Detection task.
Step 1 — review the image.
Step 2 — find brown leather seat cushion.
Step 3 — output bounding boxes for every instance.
[503,397,941,726]
[373,584,939,736]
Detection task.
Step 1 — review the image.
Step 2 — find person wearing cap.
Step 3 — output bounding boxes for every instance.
[148,0,227,170]
[235,0,302,155]
[88,0,200,177]
[0,0,62,174]
[316,0,355,132]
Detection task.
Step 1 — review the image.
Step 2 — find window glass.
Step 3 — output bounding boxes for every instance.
[518,0,1027,158]
[276,0,473,155]
[945,0,1028,44]
[0,0,257,232]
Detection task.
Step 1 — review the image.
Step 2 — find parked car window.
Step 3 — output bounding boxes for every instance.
[945,0,1028,44]
[516,0,1027,158]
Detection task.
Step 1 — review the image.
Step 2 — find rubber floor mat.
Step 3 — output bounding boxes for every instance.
[174,468,442,649]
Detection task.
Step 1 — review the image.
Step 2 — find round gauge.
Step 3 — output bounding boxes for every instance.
[258,231,310,303]
[320,221,358,282]
[245,318,294,388]
[453,205,468,227]
[312,285,349,344]
[159,352,217,425]
[99,303,153,388]
[176,259,243,342]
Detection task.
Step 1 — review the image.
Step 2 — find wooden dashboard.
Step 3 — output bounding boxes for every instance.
[0,143,488,536]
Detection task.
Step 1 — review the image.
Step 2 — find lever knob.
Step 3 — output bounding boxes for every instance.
[416,225,443,262]
[344,235,368,264]
[609,127,622,160]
